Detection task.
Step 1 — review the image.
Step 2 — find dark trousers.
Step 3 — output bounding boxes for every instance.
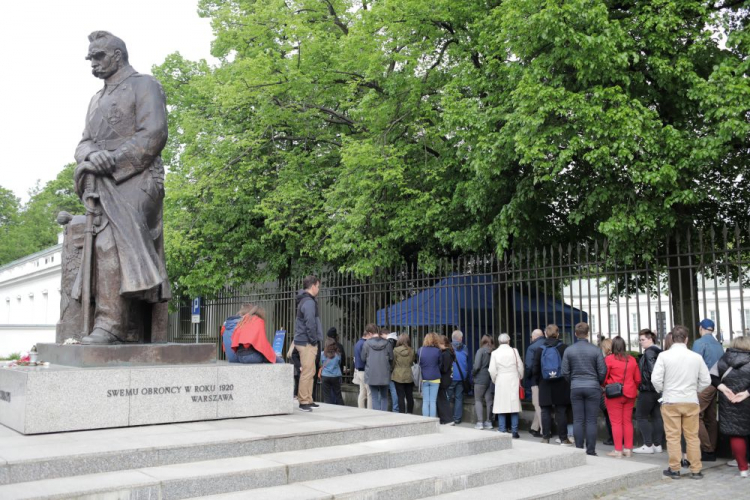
[571,387,601,454]
[542,404,569,440]
[698,385,718,453]
[636,390,664,447]
[321,376,344,405]
[600,393,613,441]
[447,381,465,423]
[394,382,414,414]
[292,349,301,397]
[437,384,453,424]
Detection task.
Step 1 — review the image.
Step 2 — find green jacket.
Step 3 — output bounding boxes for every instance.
[392,345,415,383]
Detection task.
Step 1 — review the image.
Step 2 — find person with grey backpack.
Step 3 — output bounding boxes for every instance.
[473,335,495,429]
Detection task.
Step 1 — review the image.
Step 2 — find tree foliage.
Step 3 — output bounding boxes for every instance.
[0,163,83,266]
[157,0,750,297]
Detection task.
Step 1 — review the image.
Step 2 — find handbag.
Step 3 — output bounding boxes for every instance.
[605,356,629,399]
[412,348,423,392]
[317,357,332,381]
[513,348,525,399]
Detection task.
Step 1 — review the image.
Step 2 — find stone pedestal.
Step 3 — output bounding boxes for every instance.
[0,362,293,434]
[37,343,216,368]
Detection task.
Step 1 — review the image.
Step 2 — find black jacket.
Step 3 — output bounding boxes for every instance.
[524,337,546,385]
[293,291,323,346]
[561,339,606,389]
[712,349,750,437]
[439,349,454,388]
[638,345,662,392]
[532,338,571,407]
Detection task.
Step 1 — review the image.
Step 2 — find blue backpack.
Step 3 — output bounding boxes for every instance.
[540,344,562,380]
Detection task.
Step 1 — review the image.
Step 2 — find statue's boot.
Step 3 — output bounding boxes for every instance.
[81,328,120,345]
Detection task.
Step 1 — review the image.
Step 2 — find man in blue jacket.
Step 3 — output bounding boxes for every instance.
[692,318,725,461]
[525,329,545,437]
[448,330,471,425]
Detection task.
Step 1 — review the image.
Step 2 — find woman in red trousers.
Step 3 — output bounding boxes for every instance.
[604,336,641,458]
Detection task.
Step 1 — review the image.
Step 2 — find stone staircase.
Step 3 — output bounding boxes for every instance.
[0,404,660,500]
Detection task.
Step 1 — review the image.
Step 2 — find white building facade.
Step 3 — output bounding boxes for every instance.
[0,238,62,357]
[564,277,750,350]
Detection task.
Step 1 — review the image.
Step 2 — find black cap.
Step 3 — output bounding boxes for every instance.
[327,327,338,338]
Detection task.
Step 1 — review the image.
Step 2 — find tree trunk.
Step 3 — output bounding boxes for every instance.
[668,241,700,344]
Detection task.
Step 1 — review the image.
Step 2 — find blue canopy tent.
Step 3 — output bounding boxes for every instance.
[376,274,587,351]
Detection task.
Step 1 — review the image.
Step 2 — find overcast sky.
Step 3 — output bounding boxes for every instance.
[0,0,216,202]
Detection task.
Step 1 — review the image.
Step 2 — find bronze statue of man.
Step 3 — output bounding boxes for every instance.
[72,31,170,344]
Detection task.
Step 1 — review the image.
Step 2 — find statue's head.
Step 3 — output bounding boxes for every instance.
[85,31,129,80]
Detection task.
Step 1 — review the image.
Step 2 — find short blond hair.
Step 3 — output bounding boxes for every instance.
[423,332,440,347]
[730,336,750,351]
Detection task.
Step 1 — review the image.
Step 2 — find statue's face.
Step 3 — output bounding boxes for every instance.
[86,42,121,79]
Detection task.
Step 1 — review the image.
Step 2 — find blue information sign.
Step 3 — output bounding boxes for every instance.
[191,297,201,324]
[273,330,286,356]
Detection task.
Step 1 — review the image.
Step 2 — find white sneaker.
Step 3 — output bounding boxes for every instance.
[741,470,748,478]
[474,422,484,430]
[632,445,655,454]
[727,460,738,467]
[555,438,561,444]
[654,445,663,453]
[483,421,493,429]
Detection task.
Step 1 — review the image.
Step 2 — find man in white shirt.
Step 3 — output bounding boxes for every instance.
[652,325,712,480]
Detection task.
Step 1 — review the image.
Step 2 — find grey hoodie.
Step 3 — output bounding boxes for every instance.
[361,336,394,386]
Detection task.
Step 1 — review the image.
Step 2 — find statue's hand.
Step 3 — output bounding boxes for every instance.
[88,151,116,175]
[74,161,101,197]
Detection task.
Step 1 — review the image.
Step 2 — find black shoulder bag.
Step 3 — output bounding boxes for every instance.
[605,356,629,399]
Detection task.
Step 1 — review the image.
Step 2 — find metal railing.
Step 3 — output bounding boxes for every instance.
[169,225,750,363]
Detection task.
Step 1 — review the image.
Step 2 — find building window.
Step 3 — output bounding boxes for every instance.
[709,311,717,323]
[655,311,667,337]
[741,309,750,332]
[631,313,639,333]
[609,314,618,334]
[590,315,596,334]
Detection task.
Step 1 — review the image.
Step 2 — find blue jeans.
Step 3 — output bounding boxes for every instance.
[447,381,464,423]
[369,385,389,411]
[571,387,600,455]
[498,412,519,433]
[422,381,439,417]
[389,381,399,412]
[236,347,284,364]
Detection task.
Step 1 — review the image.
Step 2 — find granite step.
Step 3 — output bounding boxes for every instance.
[0,426,515,500]
[426,455,662,499]
[189,439,587,500]
[0,405,438,485]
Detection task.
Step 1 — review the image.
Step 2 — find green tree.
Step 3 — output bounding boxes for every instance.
[158,0,749,304]
[156,0,478,296]
[441,0,750,324]
[0,186,20,231]
[0,164,83,266]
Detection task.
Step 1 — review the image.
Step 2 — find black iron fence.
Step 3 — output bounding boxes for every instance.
[168,225,750,365]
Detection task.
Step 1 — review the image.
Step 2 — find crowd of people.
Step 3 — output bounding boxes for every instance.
[525,320,750,479]
[221,275,750,480]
